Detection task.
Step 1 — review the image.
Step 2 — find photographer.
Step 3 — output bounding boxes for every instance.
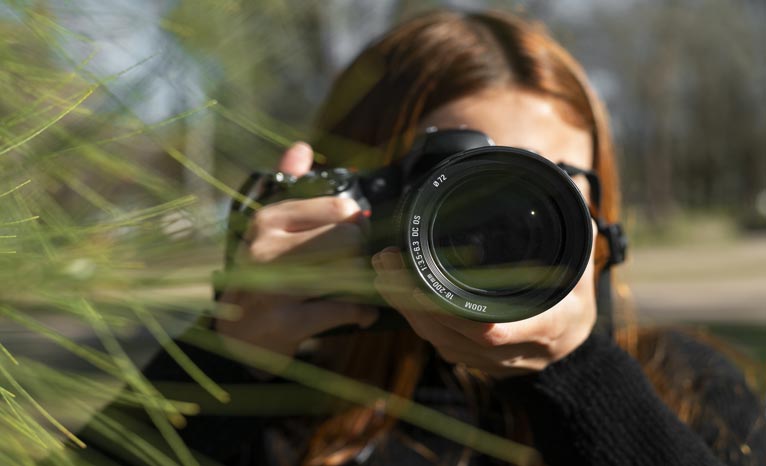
[82,9,765,466]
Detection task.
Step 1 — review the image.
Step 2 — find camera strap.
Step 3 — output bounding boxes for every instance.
[593,222,628,338]
[558,162,628,338]
[595,268,616,338]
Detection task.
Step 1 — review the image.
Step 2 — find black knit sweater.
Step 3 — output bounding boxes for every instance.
[76,330,766,466]
[498,331,765,465]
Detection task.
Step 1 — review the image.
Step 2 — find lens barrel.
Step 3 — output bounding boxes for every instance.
[400,147,592,322]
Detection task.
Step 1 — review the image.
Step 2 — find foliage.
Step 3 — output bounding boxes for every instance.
[1,0,764,464]
[0,2,541,464]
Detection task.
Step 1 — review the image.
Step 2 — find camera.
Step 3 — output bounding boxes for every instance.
[223,129,603,324]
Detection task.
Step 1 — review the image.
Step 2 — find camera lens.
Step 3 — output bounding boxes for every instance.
[431,173,562,294]
[401,147,592,322]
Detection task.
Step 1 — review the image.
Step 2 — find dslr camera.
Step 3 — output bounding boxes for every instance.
[223,129,626,324]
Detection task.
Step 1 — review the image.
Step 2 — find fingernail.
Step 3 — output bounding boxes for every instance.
[279,141,314,174]
[290,141,311,154]
[378,247,403,270]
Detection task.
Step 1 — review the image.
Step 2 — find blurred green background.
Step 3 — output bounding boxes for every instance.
[1,0,764,464]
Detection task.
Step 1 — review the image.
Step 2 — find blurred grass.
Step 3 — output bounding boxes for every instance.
[1,1,764,464]
[0,3,258,464]
[0,3,543,465]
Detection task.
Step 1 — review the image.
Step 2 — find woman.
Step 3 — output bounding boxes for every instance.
[83,9,765,466]
[215,9,765,465]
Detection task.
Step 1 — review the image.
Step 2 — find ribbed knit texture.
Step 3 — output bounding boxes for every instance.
[498,332,764,466]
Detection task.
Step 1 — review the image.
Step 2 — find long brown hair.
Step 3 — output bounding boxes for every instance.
[302,9,625,465]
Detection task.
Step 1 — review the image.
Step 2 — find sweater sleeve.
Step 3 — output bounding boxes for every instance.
[496,332,766,466]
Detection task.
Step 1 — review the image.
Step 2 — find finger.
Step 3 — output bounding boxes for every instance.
[222,260,375,301]
[399,302,469,351]
[250,221,364,264]
[282,222,364,261]
[372,248,530,347]
[371,248,534,347]
[371,273,503,365]
[369,260,552,373]
[256,196,362,232]
[277,141,314,176]
[373,249,456,315]
[285,300,380,341]
[372,262,446,329]
[430,313,516,348]
[241,296,378,342]
[418,319,551,375]
[373,248,454,319]
[399,302,550,374]
[372,251,422,307]
[216,294,379,349]
[372,247,405,271]
[373,271,420,313]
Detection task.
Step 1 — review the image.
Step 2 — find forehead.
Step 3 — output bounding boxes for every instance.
[419,86,593,170]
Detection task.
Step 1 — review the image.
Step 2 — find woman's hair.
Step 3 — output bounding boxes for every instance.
[303,9,619,465]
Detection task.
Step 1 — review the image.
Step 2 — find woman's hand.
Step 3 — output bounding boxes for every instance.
[371,245,597,378]
[216,142,378,357]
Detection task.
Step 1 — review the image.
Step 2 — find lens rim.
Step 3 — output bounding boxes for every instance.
[400,146,593,323]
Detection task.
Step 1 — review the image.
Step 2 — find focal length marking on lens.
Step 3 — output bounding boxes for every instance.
[412,241,427,270]
[425,273,453,299]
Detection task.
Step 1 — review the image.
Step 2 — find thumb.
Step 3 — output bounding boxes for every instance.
[277,141,314,177]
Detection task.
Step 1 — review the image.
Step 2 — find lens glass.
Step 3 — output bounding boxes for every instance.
[431,173,563,293]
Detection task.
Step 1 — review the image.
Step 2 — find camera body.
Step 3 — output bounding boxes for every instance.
[225,129,599,323]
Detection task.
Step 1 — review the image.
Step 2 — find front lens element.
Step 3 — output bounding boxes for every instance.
[431,173,563,293]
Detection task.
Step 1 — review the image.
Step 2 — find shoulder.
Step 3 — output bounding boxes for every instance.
[644,329,749,380]
[637,328,766,465]
[638,328,757,408]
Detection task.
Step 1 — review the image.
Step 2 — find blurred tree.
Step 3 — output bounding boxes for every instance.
[31,0,765,228]
[556,0,766,229]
